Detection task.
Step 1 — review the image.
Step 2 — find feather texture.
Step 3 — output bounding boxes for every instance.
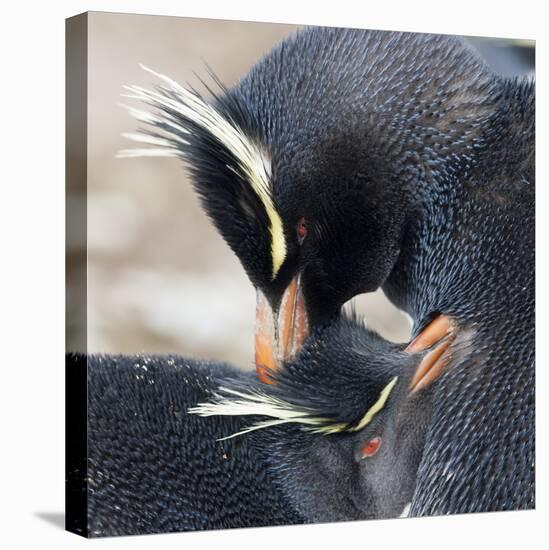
[189,376,399,440]
[118,65,287,279]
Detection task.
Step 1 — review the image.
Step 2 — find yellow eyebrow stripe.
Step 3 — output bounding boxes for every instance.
[265,205,286,280]
[350,376,399,432]
[189,377,400,440]
[235,147,286,280]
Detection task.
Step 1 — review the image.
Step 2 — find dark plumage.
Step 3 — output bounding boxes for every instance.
[69,316,436,536]
[233,317,434,522]
[76,354,300,536]
[122,28,534,513]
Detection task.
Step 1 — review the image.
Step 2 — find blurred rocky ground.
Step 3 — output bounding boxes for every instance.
[67,13,533,370]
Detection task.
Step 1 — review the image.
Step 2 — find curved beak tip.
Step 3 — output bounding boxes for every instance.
[407,314,456,395]
[254,275,310,383]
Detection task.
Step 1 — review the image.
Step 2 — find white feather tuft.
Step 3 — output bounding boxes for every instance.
[188,378,399,441]
[399,503,411,518]
[120,132,176,147]
[118,65,287,279]
[188,387,348,441]
[116,148,181,159]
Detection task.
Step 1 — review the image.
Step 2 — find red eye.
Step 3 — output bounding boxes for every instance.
[361,436,382,458]
[297,217,307,244]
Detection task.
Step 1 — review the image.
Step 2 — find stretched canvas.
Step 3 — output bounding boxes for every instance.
[65,11,535,538]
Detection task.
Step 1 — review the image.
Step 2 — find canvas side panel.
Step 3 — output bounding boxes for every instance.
[65,11,89,538]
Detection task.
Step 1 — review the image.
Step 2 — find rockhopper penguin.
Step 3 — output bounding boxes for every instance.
[72,314,451,535]
[120,27,535,513]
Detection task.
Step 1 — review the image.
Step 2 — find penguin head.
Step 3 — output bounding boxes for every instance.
[258,316,432,521]
[119,63,407,383]
[120,29,488,379]
[190,314,445,521]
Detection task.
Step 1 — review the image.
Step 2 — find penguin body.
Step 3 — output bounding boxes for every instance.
[239,37,536,514]
[79,354,301,536]
[382,78,534,514]
[120,27,534,513]
[73,316,434,535]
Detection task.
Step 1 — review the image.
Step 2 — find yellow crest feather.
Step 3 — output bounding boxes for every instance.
[349,376,399,432]
[188,376,399,440]
[119,65,287,279]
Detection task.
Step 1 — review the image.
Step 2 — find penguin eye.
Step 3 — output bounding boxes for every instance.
[296,217,307,245]
[361,436,382,459]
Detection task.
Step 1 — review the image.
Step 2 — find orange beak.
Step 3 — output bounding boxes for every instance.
[406,314,456,395]
[255,274,310,384]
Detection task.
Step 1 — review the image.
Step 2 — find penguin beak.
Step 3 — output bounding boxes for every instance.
[407,314,456,395]
[255,274,310,384]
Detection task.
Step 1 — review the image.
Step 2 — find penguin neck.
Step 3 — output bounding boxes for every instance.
[381,77,534,332]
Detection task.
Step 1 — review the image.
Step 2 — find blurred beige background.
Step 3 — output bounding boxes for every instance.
[77,13,533,370]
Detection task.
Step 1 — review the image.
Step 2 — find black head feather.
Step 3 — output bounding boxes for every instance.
[191,314,435,521]
[120,28,514,327]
